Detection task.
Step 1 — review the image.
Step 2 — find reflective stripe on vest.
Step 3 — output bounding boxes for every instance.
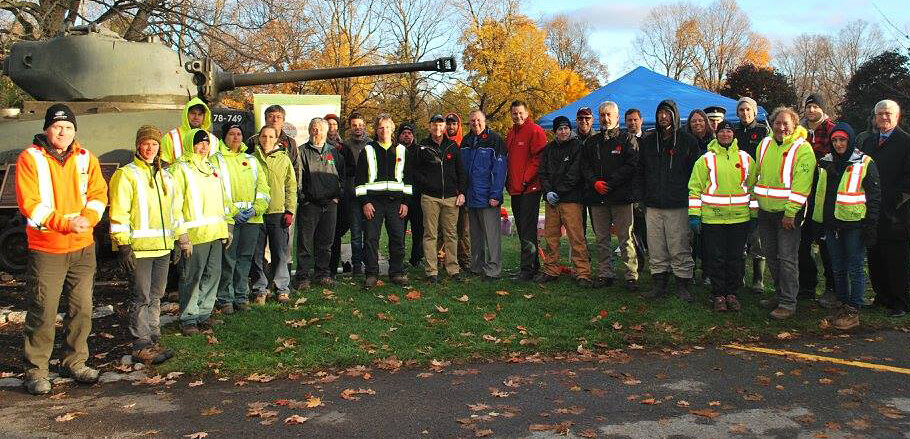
[25,147,97,229]
[756,137,808,204]
[115,164,174,241]
[697,150,751,206]
[355,144,413,196]
[836,157,870,205]
[179,161,223,230]
[216,154,233,203]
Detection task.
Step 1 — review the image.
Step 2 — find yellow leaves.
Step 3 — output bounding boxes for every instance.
[340,388,376,401]
[246,373,275,383]
[305,396,324,408]
[284,415,310,425]
[55,411,85,422]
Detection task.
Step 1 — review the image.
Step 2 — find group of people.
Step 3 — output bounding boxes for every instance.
[14,92,909,396]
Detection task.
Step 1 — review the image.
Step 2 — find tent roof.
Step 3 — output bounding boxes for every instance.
[538,66,768,131]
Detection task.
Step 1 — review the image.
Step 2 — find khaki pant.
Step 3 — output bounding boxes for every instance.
[645,207,694,278]
[542,202,591,279]
[590,204,638,280]
[437,206,471,265]
[422,195,460,276]
[24,244,96,380]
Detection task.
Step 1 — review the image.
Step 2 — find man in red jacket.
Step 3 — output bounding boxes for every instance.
[505,100,548,281]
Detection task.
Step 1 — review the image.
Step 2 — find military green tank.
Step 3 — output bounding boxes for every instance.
[0,24,456,272]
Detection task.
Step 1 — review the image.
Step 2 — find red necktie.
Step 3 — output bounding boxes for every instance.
[879,136,886,147]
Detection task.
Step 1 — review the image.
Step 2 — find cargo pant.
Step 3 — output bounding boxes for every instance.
[541,202,591,279]
[217,222,260,307]
[645,207,694,278]
[468,207,503,277]
[24,244,96,380]
[423,194,460,277]
[363,196,406,277]
[179,240,222,326]
[130,254,170,350]
[589,203,638,280]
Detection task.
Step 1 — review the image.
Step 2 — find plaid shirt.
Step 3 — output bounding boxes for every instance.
[802,118,835,159]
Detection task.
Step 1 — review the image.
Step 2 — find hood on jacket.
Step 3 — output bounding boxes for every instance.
[180,97,213,133]
[685,109,713,140]
[830,122,858,171]
[656,100,680,134]
[444,113,463,145]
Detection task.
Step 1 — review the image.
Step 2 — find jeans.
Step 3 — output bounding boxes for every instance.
[758,210,802,311]
[251,213,292,295]
[131,255,170,349]
[347,196,365,269]
[825,228,866,309]
[702,222,749,297]
[179,240,222,326]
[217,222,260,306]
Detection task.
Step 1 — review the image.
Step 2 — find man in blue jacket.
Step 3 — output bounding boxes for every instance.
[461,110,508,280]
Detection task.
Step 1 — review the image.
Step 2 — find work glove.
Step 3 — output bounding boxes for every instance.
[593,180,609,195]
[234,208,253,224]
[224,225,234,249]
[178,233,193,259]
[545,191,559,206]
[118,244,137,273]
[282,212,294,229]
[688,215,702,234]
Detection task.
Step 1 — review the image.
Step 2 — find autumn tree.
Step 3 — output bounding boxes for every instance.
[840,50,910,132]
[690,0,753,91]
[719,64,797,113]
[633,1,700,80]
[542,14,609,89]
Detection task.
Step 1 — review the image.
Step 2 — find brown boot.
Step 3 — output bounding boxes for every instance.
[253,294,267,305]
[725,295,741,311]
[132,345,173,365]
[770,307,794,320]
[833,306,860,330]
[276,293,290,304]
[713,296,727,312]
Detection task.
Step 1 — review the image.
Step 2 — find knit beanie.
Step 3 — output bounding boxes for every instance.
[552,115,572,132]
[221,122,244,139]
[44,104,77,131]
[715,120,734,133]
[192,129,209,145]
[737,97,758,114]
[135,125,163,146]
[805,93,826,111]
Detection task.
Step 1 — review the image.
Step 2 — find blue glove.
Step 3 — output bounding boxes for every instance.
[234,208,255,224]
[688,216,701,234]
[546,191,559,206]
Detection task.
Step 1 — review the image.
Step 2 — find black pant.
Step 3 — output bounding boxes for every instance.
[511,192,542,274]
[405,191,424,265]
[632,203,647,273]
[329,196,352,276]
[702,222,749,297]
[798,219,833,294]
[297,202,338,280]
[867,239,910,312]
[363,196,406,277]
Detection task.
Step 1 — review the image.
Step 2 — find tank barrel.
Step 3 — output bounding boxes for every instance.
[216,57,456,93]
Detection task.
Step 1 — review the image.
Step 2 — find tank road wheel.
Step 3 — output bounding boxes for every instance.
[0,226,28,274]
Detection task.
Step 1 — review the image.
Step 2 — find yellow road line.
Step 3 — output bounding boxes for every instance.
[723,343,910,375]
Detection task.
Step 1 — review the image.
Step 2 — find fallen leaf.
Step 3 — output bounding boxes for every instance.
[416,372,434,378]
[846,418,871,430]
[495,290,509,296]
[676,400,690,407]
[55,411,85,422]
[468,403,491,411]
[206,334,219,345]
[579,429,598,438]
[200,407,222,416]
[246,373,275,383]
[456,294,470,302]
[877,406,905,419]
[729,423,749,434]
[435,305,449,313]
[49,392,67,400]
[405,290,422,300]
[188,380,204,387]
[98,332,115,339]
[483,313,496,322]
[490,388,513,398]
[743,393,764,401]
[690,409,720,419]
[529,424,553,431]
[166,372,184,380]
[612,321,623,330]
[293,297,308,308]
[340,388,376,401]
[776,332,794,340]
[284,415,309,425]
[387,294,400,303]
[818,378,833,385]
[184,433,208,439]
[708,401,721,406]
[599,310,609,318]
[523,294,534,299]
[554,406,585,415]
[628,343,644,350]
[640,398,657,405]
[474,429,493,437]
[622,377,641,385]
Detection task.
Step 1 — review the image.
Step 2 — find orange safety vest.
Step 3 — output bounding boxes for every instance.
[15,142,108,253]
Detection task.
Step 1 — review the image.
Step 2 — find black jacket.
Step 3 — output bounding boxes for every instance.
[354,141,412,206]
[858,126,910,239]
[328,138,356,198]
[412,136,466,199]
[581,127,639,205]
[817,151,881,232]
[298,141,343,204]
[539,136,584,204]
[735,120,769,159]
[638,99,701,209]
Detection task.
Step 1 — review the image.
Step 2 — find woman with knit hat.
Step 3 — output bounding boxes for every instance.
[108,125,177,363]
[170,128,234,335]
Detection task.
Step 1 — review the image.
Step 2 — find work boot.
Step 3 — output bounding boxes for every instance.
[26,378,52,395]
[295,278,311,291]
[391,275,409,286]
[759,298,778,309]
[577,277,594,288]
[217,303,234,315]
[276,293,290,303]
[643,273,668,299]
[832,305,860,330]
[235,302,252,312]
[725,294,741,311]
[713,296,727,312]
[675,276,694,302]
[180,324,200,336]
[751,259,766,294]
[198,318,223,331]
[364,275,378,289]
[770,307,794,320]
[534,272,559,283]
[625,279,639,292]
[318,277,335,287]
[253,293,267,305]
[593,277,614,288]
[66,365,99,384]
[133,345,172,365]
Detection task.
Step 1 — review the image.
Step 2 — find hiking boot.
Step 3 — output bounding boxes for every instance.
[295,278,311,291]
[643,272,668,299]
[217,303,234,315]
[198,318,223,331]
[65,365,99,384]
[253,294,267,305]
[318,277,335,287]
[276,293,290,304]
[511,271,535,282]
[235,302,252,312]
[725,294,741,311]
[26,377,51,395]
[770,307,794,320]
[534,272,559,283]
[713,296,727,312]
[180,324,200,336]
[391,275,409,286]
[577,278,594,288]
[625,279,639,292]
[675,276,694,302]
[817,291,840,309]
[364,275,378,289]
[449,273,467,283]
[593,277,614,288]
[888,308,907,318]
[425,275,438,284]
[833,306,860,330]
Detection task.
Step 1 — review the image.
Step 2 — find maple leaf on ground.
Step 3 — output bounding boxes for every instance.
[305,396,323,408]
[489,388,513,397]
[206,335,219,345]
[184,433,208,439]
[612,321,623,330]
[495,290,509,296]
[188,380,204,387]
[284,415,310,425]
[690,409,721,419]
[387,294,400,304]
[677,400,690,407]
[55,411,85,422]
[405,290,422,300]
[475,429,493,437]
[846,418,871,430]
[340,388,376,400]
[49,392,67,400]
[246,373,275,383]
[483,313,496,322]
[640,398,658,405]
[579,429,598,438]
[708,401,721,406]
[435,305,449,313]
[200,407,222,416]
[468,403,491,411]
[456,294,470,302]
[729,423,749,434]
[166,372,184,380]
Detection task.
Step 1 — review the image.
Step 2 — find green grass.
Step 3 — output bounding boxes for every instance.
[158,227,908,376]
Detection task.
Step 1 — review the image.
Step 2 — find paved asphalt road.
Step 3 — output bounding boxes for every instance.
[2,330,908,439]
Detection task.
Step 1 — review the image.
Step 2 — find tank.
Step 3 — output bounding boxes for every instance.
[0,24,456,272]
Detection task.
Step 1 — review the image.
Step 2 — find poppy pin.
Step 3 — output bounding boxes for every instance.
[213,172,218,178]
[735,163,741,168]
[80,149,86,155]
[242,161,248,166]
[668,149,676,156]
[446,153,453,160]
[482,133,488,140]
[397,158,402,162]
[751,134,758,140]
[326,154,334,161]
[614,146,622,153]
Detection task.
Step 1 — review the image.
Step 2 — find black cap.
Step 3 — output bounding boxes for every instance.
[221,122,244,139]
[715,120,734,133]
[704,106,726,119]
[192,129,210,145]
[805,93,826,111]
[430,114,445,123]
[398,122,415,135]
[552,115,572,132]
[43,104,77,131]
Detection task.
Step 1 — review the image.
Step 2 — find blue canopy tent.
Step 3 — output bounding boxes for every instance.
[538,66,768,131]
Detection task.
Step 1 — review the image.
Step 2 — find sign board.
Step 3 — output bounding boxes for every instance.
[210,108,256,140]
[252,94,342,145]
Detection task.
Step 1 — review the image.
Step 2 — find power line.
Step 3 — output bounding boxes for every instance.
[872,2,910,49]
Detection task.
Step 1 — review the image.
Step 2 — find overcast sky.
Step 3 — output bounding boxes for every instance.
[523,0,910,82]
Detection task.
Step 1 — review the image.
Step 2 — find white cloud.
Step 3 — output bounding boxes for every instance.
[544,4,650,32]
